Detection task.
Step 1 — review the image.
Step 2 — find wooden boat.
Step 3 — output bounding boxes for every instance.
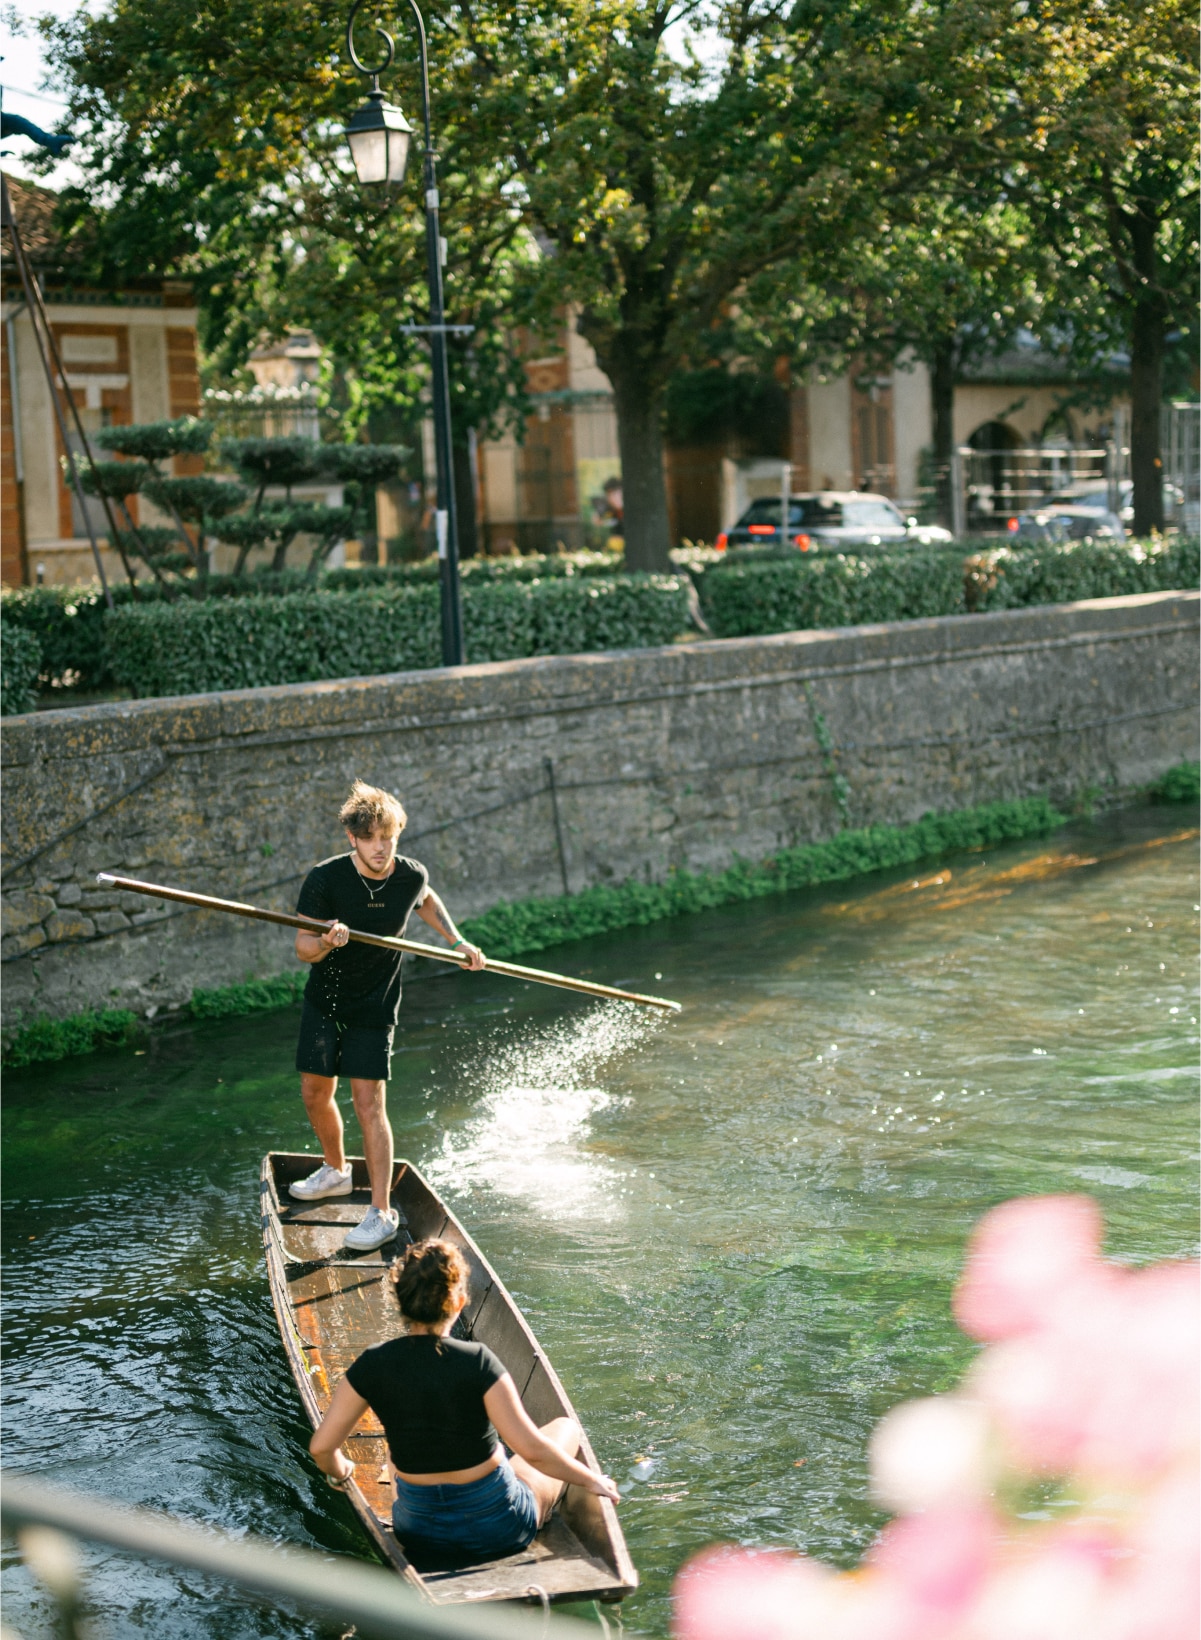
[260,1152,638,1606]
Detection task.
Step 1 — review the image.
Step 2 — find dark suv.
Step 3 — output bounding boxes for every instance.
[717,492,952,553]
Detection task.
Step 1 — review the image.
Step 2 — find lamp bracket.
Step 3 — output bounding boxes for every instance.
[346,0,395,78]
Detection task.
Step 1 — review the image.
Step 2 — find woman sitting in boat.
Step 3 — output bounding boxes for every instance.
[310,1238,619,1562]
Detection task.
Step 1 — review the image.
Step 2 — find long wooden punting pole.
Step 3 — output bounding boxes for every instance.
[96,873,682,1014]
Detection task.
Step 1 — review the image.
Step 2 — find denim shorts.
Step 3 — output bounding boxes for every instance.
[392,1457,539,1563]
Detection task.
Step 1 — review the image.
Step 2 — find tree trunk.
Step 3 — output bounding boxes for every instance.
[453,433,479,559]
[930,333,956,530]
[1128,212,1166,536]
[611,372,672,572]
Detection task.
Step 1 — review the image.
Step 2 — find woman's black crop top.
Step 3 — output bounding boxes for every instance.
[345,1334,507,1473]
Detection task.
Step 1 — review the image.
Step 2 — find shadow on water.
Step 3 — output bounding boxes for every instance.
[2,803,1198,1636]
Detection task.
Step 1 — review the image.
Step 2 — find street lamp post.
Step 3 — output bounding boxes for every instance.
[343,0,465,667]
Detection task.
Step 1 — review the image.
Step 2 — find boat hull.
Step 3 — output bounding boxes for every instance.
[260,1152,638,1606]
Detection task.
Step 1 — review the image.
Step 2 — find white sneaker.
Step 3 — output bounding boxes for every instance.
[344,1206,400,1251]
[289,1162,354,1201]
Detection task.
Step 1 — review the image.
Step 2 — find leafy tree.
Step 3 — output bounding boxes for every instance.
[904,0,1199,533]
[41,0,908,572]
[1015,0,1197,532]
[790,201,1052,526]
[41,0,532,558]
[445,0,906,568]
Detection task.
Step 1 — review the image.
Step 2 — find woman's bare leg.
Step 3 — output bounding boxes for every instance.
[509,1417,582,1525]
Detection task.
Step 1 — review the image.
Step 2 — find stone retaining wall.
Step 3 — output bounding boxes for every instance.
[2,590,1197,1026]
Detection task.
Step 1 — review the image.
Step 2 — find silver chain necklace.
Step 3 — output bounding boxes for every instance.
[353,857,393,901]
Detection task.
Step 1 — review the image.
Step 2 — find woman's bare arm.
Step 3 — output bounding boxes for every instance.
[484,1375,619,1502]
[309,1376,370,1482]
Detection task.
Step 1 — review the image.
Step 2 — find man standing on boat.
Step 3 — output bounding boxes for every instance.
[290,780,485,1251]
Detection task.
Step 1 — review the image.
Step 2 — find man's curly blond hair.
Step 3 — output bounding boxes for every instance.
[339,780,407,839]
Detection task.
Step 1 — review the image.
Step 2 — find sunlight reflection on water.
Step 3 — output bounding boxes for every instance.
[425,1001,662,1217]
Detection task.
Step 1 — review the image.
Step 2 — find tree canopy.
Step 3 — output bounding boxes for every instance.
[39,0,1199,556]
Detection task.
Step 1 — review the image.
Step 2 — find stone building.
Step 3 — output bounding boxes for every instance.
[471,318,1130,549]
[1,176,202,587]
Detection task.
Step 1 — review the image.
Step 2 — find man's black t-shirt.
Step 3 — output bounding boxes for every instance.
[345,1334,507,1473]
[296,853,429,1029]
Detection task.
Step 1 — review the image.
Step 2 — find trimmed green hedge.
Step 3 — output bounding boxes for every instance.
[325,550,623,588]
[975,536,1200,610]
[0,557,628,695]
[4,537,1195,702]
[1,618,42,716]
[698,537,1199,638]
[104,573,689,697]
[459,795,1067,958]
[699,549,967,636]
[1,585,120,695]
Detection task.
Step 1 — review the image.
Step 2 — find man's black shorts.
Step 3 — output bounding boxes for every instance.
[295,997,394,1081]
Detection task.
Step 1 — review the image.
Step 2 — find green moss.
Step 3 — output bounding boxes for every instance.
[459,795,1067,959]
[189,970,307,1018]
[1149,760,1201,804]
[2,1007,138,1068]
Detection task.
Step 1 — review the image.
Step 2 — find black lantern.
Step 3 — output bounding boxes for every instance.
[341,0,465,668]
[344,86,412,186]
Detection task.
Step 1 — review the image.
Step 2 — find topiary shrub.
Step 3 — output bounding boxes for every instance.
[96,416,212,463]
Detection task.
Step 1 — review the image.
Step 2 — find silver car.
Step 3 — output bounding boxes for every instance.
[719,492,953,553]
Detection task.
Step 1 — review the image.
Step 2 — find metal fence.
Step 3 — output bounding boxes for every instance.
[949,446,1112,536]
[948,408,1201,537]
[1164,402,1200,533]
[0,1473,589,1640]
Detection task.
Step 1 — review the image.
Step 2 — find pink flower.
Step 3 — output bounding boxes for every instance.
[673,1546,836,1640]
[969,1519,1119,1640]
[1103,1469,1201,1640]
[867,1505,994,1631]
[672,1201,1199,1640]
[1077,1261,1200,1482]
[953,1195,1104,1342]
[973,1256,1199,1483]
[870,1396,993,1511]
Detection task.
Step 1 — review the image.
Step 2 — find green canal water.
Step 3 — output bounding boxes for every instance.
[2,803,1198,1638]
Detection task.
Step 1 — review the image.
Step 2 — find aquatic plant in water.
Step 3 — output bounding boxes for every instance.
[674,1194,1198,1640]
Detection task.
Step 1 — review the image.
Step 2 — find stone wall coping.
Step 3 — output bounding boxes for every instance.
[3,590,1197,768]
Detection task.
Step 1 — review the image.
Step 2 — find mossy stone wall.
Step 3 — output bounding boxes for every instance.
[2,590,1197,1027]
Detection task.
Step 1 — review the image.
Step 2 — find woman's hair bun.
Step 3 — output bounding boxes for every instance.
[393,1237,469,1324]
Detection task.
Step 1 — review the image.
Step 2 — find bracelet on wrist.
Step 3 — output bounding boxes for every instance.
[451,939,465,949]
[326,1469,353,1491]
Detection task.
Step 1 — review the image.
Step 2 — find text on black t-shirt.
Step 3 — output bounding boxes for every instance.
[296,853,429,1029]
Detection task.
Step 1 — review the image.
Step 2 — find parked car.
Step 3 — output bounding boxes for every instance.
[1045,479,1183,529]
[716,493,954,553]
[1006,505,1126,543]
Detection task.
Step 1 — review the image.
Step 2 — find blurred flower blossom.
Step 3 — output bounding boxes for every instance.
[870,1396,993,1512]
[672,1195,1199,1640]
